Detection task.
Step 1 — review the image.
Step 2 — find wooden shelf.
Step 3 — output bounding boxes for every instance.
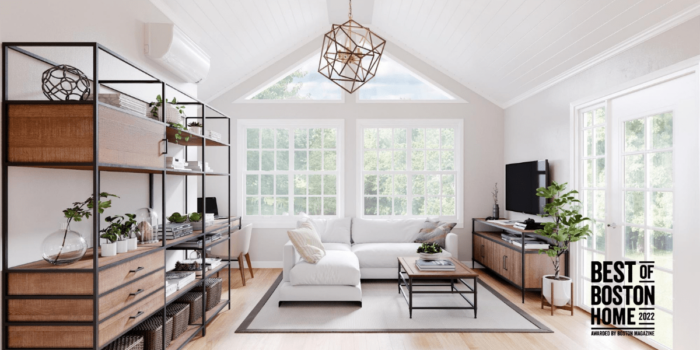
[12,245,160,270]
[8,162,229,176]
[164,262,230,305]
[166,126,228,147]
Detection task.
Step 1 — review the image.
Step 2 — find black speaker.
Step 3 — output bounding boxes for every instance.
[197,197,219,216]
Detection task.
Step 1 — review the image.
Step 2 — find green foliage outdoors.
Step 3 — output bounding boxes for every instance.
[417,242,443,254]
[252,70,310,100]
[535,181,592,280]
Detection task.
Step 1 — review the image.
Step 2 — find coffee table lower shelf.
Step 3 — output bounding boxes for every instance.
[397,258,478,319]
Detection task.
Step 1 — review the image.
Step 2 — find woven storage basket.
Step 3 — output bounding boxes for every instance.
[175,293,203,324]
[128,314,173,350]
[166,303,190,340]
[104,336,144,350]
[192,278,222,311]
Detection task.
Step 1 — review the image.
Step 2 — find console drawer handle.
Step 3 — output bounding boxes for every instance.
[504,256,508,271]
[130,311,144,319]
[129,289,145,297]
[130,267,145,273]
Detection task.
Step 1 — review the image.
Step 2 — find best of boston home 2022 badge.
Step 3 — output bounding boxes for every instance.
[590,261,656,337]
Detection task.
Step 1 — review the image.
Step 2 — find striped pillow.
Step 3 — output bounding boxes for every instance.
[414,219,456,248]
[287,223,326,264]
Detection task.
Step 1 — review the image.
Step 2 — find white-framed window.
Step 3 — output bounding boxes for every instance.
[238,119,344,228]
[356,119,463,226]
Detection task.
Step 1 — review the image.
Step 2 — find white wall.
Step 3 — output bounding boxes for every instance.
[504,17,700,222]
[503,16,700,350]
[0,0,200,268]
[209,37,505,265]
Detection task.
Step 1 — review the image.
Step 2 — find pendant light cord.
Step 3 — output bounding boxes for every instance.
[349,0,353,19]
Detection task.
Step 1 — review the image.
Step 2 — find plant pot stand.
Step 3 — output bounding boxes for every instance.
[541,281,574,316]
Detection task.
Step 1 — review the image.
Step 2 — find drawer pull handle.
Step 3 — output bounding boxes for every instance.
[130,267,145,273]
[130,311,144,319]
[504,256,508,271]
[129,289,145,297]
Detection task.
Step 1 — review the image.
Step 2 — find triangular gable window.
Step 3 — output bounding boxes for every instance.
[359,55,456,101]
[246,54,342,101]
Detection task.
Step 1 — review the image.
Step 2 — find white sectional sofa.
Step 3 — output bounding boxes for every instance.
[279,218,458,305]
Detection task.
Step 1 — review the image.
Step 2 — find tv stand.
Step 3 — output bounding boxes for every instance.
[471,218,569,303]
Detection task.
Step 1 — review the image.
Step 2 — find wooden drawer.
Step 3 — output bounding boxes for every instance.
[8,271,93,295]
[8,299,93,322]
[99,251,164,294]
[99,269,165,320]
[99,288,164,347]
[8,326,93,348]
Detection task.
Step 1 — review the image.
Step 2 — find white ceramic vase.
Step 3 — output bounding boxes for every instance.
[419,253,445,261]
[116,240,128,254]
[127,238,138,251]
[101,242,117,257]
[542,275,572,306]
[189,126,202,135]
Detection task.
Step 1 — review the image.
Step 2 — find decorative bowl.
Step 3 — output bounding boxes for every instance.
[419,253,445,261]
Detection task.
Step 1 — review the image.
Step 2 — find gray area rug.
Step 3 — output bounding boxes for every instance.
[237,274,551,333]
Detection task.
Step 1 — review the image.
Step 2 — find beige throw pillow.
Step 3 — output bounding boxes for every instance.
[414,219,457,248]
[287,223,326,263]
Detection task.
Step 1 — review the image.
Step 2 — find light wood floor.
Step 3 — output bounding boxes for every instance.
[184,268,653,350]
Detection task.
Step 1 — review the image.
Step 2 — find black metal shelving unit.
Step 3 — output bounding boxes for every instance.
[1,42,237,350]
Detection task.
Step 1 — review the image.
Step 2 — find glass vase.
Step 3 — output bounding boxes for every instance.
[135,208,159,244]
[42,223,87,265]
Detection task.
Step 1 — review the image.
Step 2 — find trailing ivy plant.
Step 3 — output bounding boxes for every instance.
[167,122,190,144]
[56,192,118,262]
[150,94,185,120]
[535,181,592,280]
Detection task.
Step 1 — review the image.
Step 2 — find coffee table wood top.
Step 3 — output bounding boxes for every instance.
[399,257,479,278]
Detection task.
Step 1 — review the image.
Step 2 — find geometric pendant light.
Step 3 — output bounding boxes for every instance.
[318,0,386,94]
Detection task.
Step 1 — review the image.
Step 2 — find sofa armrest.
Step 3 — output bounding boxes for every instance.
[283,241,296,282]
[445,233,458,259]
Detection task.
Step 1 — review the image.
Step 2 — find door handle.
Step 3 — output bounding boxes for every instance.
[607,223,617,229]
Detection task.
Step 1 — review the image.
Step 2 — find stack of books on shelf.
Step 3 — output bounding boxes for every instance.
[208,130,222,141]
[185,161,212,172]
[180,258,222,276]
[165,271,196,296]
[157,222,193,240]
[98,93,150,118]
[501,233,549,249]
[166,157,189,170]
[416,259,456,271]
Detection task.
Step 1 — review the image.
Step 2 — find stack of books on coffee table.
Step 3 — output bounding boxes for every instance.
[416,259,456,271]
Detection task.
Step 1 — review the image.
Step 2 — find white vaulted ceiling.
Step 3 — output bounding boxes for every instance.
[152,0,700,106]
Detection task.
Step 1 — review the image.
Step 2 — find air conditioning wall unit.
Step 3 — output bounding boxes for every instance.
[144,23,210,83]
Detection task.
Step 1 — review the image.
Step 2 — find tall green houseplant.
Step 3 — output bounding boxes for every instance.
[535,181,592,280]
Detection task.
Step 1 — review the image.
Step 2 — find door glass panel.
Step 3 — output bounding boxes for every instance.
[650,113,673,149]
[650,191,673,229]
[649,152,673,188]
[624,226,644,261]
[595,222,605,251]
[595,158,605,186]
[624,191,645,225]
[585,129,593,156]
[594,190,605,221]
[595,127,605,155]
[650,229,673,269]
[595,108,606,125]
[585,160,594,187]
[624,154,644,188]
[625,119,645,152]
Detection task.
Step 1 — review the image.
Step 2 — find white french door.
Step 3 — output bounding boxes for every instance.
[576,70,699,350]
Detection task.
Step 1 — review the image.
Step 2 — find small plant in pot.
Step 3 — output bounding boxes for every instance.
[101,214,137,256]
[167,212,187,224]
[188,121,203,135]
[188,212,204,231]
[535,181,592,308]
[416,242,444,261]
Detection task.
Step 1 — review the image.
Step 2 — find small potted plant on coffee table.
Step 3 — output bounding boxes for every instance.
[416,242,445,261]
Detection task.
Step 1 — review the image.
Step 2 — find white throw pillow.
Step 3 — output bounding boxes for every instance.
[287,223,326,264]
[299,214,351,245]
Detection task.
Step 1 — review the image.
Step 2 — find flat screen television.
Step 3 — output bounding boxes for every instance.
[505,160,549,215]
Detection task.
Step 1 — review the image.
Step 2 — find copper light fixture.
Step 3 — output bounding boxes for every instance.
[318,0,386,94]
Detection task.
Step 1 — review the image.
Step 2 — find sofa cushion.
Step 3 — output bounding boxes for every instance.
[298,216,352,245]
[323,243,352,252]
[287,223,325,264]
[351,218,425,244]
[351,243,452,268]
[290,250,361,286]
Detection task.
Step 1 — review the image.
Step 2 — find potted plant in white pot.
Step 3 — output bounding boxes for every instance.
[102,214,138,255]
[535,181,592,308]
[100,229,118,257]
[188,121,203,135]
[188,212,204,231]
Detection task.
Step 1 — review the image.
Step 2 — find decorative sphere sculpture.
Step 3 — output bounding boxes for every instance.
[41,64,91,101]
